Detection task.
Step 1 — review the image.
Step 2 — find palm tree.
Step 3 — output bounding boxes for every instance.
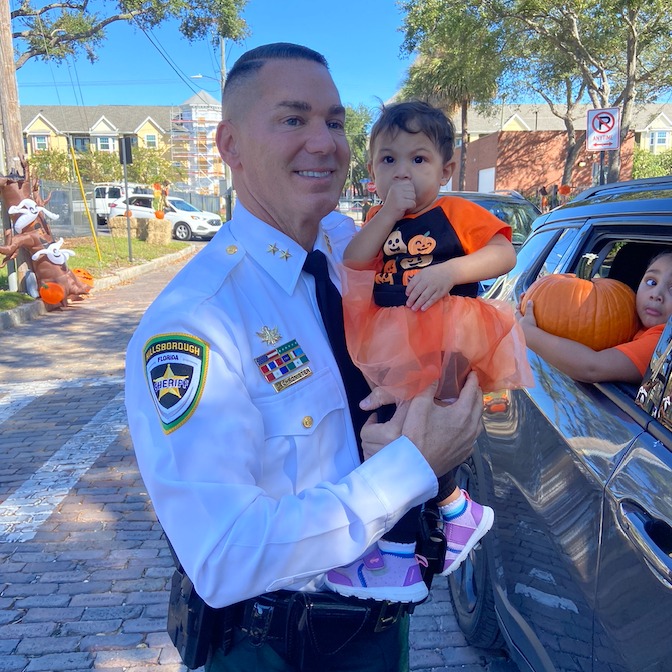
[400,5,504,189]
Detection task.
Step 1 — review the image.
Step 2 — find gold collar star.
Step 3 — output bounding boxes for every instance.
[257,326,282,345]
[267,243,279,255]
[279,249,292,261]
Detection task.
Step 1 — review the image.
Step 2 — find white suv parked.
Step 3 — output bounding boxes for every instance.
[108,195,223,241]
[93,183,152,226]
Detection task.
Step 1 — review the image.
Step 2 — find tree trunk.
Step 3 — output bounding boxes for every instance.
[459,101,468,190]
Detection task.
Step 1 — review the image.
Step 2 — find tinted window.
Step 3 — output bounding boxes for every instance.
[169,199,200,212]
[130,197,152,209]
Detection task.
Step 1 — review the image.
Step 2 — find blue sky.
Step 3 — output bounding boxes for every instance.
[14,0,414,111]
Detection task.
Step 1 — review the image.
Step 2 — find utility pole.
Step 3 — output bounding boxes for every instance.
[0,0,25,291]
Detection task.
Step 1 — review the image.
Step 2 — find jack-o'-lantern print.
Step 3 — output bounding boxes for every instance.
[402,269,420,286]
[408,232,436,255]
[383,230,407,256]
[375,272,394,285]
[383,259,397,274]
[400,255,432,270]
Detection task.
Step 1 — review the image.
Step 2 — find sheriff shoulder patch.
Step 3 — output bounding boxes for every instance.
[143,333,209,433]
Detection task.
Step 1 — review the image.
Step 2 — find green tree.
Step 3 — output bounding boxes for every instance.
[498,26,588,187]
[399,1,504,189]
[345,104,373,198]
[126,147,185,185]
[11,0,248,69]
[632,147,672,179]
[488,0,672,182]
[75,149,122,184]
[27,148,72,182]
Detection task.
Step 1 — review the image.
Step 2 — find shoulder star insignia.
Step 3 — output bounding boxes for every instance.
[257,326,281,345]
[267,243,279,255]
[279,249,292,261]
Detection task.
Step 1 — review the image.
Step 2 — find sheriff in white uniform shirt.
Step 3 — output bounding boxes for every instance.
[125,204,438,609]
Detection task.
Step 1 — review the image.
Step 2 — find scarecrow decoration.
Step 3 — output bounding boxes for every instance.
[0,159,92,308]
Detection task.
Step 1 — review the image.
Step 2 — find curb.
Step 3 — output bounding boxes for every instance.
[0,244,197,332]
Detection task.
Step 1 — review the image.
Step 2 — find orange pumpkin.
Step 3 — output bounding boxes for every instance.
[383,259,397,274]
[402,269,420,286]
[154,210,165,219]
[408,232,436,255]
[39,281,66,305]
[72,268,95,287]
[520,273,639,350]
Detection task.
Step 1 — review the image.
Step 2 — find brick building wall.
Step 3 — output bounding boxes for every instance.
[452,130,635,196]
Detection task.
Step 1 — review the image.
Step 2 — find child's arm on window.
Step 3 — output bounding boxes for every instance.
[406,234,516,311]
[518,300,642,383]
[344,180,416,269]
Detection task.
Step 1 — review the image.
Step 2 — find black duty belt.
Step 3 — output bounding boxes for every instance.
[237,590,415,648]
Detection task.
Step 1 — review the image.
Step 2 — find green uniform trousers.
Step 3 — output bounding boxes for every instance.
[206,615,410,672]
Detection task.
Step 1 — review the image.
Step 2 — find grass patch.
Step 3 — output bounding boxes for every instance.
[0,291,35,311]
[0,234,191,291]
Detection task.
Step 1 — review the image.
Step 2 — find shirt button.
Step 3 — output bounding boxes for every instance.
[226,245,237,255]
[302,416,314,429]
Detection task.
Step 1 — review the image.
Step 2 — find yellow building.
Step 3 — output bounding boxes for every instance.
[20,91,224,194]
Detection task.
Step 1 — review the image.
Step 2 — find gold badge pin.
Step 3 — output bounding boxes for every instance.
[257,326,281,345]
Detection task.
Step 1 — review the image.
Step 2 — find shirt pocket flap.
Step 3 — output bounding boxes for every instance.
[255,367,347,438]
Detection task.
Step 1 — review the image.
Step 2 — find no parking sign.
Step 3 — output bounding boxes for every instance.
[586,108,621,151]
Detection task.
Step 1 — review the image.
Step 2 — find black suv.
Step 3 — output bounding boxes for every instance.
[448,177,672,672]
[442,190,541,249]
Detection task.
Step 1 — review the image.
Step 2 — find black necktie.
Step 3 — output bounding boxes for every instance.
[303,250,372,454]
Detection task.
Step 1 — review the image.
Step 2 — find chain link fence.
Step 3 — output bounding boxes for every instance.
[37,180,224,238]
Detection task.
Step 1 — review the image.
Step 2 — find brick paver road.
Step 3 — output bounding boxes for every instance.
[0,251,518,672]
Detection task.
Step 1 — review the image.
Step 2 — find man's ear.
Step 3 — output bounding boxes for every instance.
[216,121,241,169]
[441,161,456,185]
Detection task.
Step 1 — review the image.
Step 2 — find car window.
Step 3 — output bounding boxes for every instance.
[108,187,121,199]
[485,227,567,300]
[169,199,200,212]
[131,197,152,209]
[95,187,105,197]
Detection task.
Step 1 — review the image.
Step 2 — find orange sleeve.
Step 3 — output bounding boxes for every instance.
[437,196,512,254]
[614,324,666,376]
[363,204,382,225]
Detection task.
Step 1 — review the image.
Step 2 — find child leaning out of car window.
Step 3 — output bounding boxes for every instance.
[517,251,672,384]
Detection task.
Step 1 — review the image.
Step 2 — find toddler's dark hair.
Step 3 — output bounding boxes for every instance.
[369,101,455,163]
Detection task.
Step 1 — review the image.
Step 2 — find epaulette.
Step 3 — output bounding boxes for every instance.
[209,225,246,282]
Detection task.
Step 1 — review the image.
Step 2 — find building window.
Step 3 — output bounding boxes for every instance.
[649,130,669,149]
[145,134,157,149]
[129,136,138,147]
[72,137,90,152]
[97,136,113,152]
[33,135,48,151]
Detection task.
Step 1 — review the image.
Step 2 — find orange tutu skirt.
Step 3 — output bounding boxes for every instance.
[340,266,533,401]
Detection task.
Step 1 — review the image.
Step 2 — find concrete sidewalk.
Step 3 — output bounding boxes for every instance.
[0,245,197,332]
[0,250,516,672]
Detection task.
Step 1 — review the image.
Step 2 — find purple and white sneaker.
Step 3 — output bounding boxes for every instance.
[440,491,494,576]
[325,543,429,604]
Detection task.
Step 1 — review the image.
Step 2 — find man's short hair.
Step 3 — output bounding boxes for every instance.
[369,101,455,164]
[222,43,329,117]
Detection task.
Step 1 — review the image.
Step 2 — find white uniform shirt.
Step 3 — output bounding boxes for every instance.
[125,203,438,607]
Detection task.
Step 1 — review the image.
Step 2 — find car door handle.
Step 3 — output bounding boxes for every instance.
[618,501,672,586]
